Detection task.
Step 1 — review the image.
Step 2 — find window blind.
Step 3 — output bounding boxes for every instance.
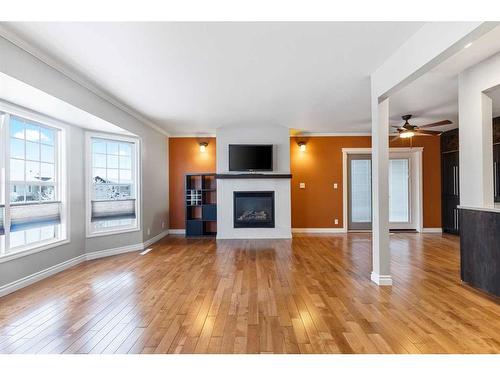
[10,201,61,232]
[91,199,136,222]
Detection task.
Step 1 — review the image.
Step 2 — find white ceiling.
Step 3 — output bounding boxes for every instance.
[3,22,500,136]
[390,25,500,130]
[1,22,426,135]
[0,72,133,135]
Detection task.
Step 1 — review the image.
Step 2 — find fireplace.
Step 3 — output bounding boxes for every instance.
[233,191,275,228]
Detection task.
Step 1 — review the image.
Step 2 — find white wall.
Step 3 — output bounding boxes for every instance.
[0,36,168,288]
[458,51,500,208]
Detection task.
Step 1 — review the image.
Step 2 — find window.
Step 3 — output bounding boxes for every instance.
[0,112,67,258]
[86,133,140,236]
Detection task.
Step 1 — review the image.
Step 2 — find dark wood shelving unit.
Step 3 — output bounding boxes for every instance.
[185,173,217,237]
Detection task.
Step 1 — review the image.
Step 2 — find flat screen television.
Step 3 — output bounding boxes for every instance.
[229,144,273,171]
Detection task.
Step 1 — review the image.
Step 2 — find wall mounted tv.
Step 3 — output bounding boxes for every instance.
[229,144,273,172]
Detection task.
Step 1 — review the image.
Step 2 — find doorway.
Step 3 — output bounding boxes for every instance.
[343,148,423,232]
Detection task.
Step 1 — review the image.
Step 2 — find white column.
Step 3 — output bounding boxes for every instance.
[371,94,392,286]
[458,75,494,208]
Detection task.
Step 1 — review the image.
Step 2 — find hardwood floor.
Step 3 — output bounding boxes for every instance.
[0,233,499,354]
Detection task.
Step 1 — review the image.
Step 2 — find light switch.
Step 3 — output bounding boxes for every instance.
[299,182,306,189]
[333,183,338,189]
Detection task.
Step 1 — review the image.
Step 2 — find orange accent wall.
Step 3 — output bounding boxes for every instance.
[290,136,441,229]
[168,137,216,229]
[169,135,441,230]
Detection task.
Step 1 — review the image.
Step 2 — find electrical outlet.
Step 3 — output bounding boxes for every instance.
[333,183,338,189]
[334,219,339,225]
[299,182,306,189]
[147,228,151,236]
[162,221,165,229]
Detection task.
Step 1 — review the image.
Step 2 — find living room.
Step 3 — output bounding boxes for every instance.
[0,3,499,373]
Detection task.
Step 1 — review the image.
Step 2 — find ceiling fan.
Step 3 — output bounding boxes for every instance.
[391,114,452,142]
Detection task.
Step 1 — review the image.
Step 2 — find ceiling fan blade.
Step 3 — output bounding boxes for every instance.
[416,129,441,135]
[419,120,452,128]
[391,125,401,129]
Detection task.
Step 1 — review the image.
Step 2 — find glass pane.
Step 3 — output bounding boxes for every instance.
[93,168,107,183]
[41,185,55,201]
[92,139,106,154]
[119,143,132,156]
[10,230,25,248]
[10,138,25,159]
[119,185,132,198]
[25,124,40,142]
[119,156,131,170]
[107,155,119,169]
[351,159,372,223]
[107,169,118,183]
[40,163,54,181]
[40,127,55,145]
[26,228,41,244]
[26,141,40,161]
[40,225,56,240]
[10,184,26,203]
[119,169,132,183]
[26,161,40,181]
[107,142,119,155]
[389,159,410,223]
[10,159,25,181]
[41,144,55,163]
[10,117,25,139]
[93,153,106,168]
[26,185,41,202]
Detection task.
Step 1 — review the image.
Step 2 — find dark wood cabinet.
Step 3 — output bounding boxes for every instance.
[441,130,460,234]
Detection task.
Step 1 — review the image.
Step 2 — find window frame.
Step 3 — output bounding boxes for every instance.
[0,101,69,262]
[85,131,141,238]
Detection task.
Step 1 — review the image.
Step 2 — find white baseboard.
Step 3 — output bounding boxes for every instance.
[292,228,347,234]
[0,229,170,298]
[168,229,186,235]
[421,228,443,233]
[143,229,169,248]
[370,272,393,286]
[0,254,87,297]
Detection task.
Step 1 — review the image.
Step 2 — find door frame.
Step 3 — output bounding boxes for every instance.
[342,147,424,232]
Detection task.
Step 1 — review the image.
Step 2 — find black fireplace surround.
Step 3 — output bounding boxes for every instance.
[233,191,275,228]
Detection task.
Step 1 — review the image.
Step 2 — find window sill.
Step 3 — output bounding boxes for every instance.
[0,238,70,263]
[86,226,140,238]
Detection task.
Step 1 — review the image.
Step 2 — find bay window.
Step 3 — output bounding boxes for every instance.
[0,111,67,258]
[86,133,140,236]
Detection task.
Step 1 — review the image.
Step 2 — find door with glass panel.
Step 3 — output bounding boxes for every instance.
[347,154,372,230]
[347,155,411,230]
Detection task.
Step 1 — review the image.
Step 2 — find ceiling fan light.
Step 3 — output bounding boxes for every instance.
[400,131,415,139]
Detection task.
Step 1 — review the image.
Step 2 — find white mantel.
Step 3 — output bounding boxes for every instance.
[215,125,292,239]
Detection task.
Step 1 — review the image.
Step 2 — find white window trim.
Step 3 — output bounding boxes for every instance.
[0,101,70,260]
[85,131,141,238]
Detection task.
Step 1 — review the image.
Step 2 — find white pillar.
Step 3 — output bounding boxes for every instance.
[458,87,494,208]
[371,94,392,286]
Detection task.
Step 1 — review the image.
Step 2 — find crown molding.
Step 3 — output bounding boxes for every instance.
[0,24,170,137]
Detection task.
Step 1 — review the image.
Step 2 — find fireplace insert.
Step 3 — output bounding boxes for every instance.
[233,191,275,228]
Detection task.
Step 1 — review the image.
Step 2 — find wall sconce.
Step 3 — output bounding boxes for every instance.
[298,141,307,152]
[199,142,208,153]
